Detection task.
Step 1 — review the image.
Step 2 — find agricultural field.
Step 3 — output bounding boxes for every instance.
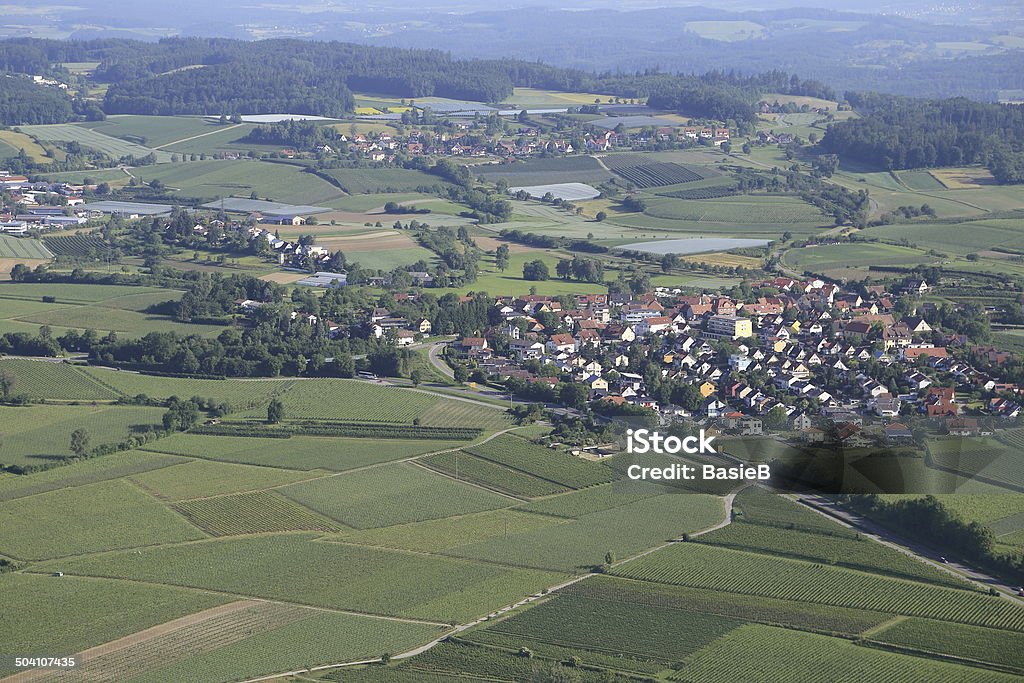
[517,482,666,518]
[0,573,229,677]
[897,169,946,191]
[246,378,510,429]
[673,623,1019,683]
[128,458,315,500]
[0,128,49,163]
[638,195,826,226]
[141,433,459,471]
[927,437,1024,490]
[42,232,108,257]
[475,156,612,187]
[0,479,205,560]
[610,161,706,188]
[328,509,567,554]
[0,234,53,259]
[447,493,724,572]
[174,491,339,535]
[421,450,569,498]
[866,218,1024,257]
[79,368,286,408]
[0,359,119,401]
[0,403,168,469]
[614,543,1024,630]
[317,167,452,194]
[128,159,344,206]
[99,607,444,683]
[464,434,616,489]
[685,19,766,41]
[503,87,622,107]
[78,115,223,148]
[38,534,565,623]
[698,521,969,588]
[21,123,173,163]
[872,617,1024,670]
[784,242,933,279]
[279,462,512,529]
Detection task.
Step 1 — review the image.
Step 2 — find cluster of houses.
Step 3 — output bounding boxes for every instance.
[0,174,91,233]
[449,277,1021,446]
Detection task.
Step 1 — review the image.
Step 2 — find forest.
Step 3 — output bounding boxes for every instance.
[0,75,73,125]
[820,92,1024,182]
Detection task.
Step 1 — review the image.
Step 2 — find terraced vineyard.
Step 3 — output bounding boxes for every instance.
[614,543,1024,631]
[465,435,615,489]
[174,491,339,535]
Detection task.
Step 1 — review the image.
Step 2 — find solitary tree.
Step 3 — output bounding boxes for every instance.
[267,398,285,424]
[595,211,607,222]
[0,368,14,399]
[410,368,422,387]
[70,428,90,457]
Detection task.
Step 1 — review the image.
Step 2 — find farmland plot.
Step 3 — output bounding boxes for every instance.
[174,491,339,535]
[873,617,1024,670]
[0,359,119,401]
[0,479,205,560]
[611,162,705,188]
[672,624,1020,683]
[21,124,173,162]
[0,234,52,259]
[128,458,313,500]
[279,462,511,528]
[615,543,1024,631]
[422,450,569,498]
[40,534,565,623]
[465,434,615,489]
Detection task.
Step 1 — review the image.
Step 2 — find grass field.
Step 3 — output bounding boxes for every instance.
[0,129,49,162]
[685,19,766,41]
[784,242,933,278]
[0,479,205,560]
[0,573,229,677]
[21,123,173,163]
[421,450,570,497]
[0,404,168,468]
[79,368,287,408]
[141,433,457,471]
[279,462,512,529]
[317,167,451,194]
[0,234,53,259]
[475,156,612,187]
[40,534,565,623]
[464,434,615,489]
[78,115,223,148]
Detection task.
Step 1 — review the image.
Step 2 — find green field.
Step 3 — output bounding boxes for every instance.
[128,458,315,500]
[317,167,452,194]
[128,159,344,205]
[39,534,565,623]
[174,491,339,535]
[0,234,53,259]
[21,123,173,163]
[279,462,512,529]
[464,434,615,489]
[873,617,1024,670]
[0,479,205,560]
[141,433,456,471]
[784,242,933,277]
[673,623,1019,683]
[615,543,1024,631]
[78,115,223,148]
[422,450,570,497]
[0,573,229,676]
[0,359,119,401]
[79,368,287,408]
[0,404,168,468]
[475,156,612,186]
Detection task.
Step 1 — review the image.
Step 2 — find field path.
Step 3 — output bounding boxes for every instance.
[155,123,244,150]
[232,487,741,682]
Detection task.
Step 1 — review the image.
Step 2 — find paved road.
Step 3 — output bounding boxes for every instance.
[795,494,1024,604]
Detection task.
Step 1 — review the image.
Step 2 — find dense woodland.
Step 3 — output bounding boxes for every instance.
[0,76,73,125]
[821,93,1024,182]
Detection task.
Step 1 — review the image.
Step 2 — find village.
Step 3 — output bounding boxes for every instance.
[429,275,1023,448]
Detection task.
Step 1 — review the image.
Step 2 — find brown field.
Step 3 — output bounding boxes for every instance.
[315,231,418,253]
[931,167,998,190]
[0,258,50,279]
[259,271,308,284]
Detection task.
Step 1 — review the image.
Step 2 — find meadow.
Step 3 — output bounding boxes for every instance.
[317,167,452,194]
[0,128,49,163]
[39,533,565,623]
[78,115,223,148]
[783,242,933,278]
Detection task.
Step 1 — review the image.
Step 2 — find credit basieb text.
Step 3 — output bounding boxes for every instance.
[625,429,771,482]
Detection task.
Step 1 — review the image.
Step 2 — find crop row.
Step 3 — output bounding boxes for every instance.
[466,435,615,489]
[43,234,108,257]
[194,421,481,440]
[175,491,339,536]
[614,543,1024,631]
[612,162,704,188]
[659,185,739,200]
